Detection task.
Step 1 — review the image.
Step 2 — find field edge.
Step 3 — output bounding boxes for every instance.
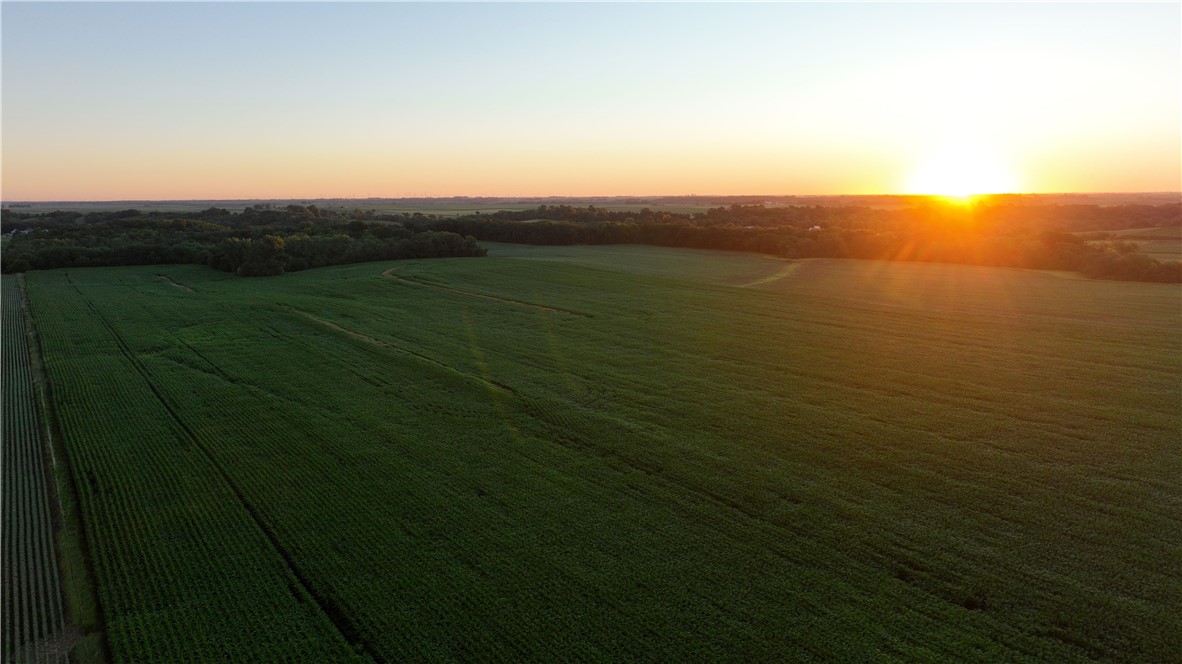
[20,273,109,663]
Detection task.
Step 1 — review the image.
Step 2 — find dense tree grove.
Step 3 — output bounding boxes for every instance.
[1,205,485,276]
[3,200,1179,281]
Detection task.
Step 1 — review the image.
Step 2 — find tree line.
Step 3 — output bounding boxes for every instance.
[3,200,1179,282]
[1,206,484,276]
[425,201,1181,283]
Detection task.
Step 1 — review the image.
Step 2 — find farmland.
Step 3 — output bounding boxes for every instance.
[2,276,68,663]
[1102,227,1182,260]
[20,245,1182,662]
[5,192,1176,217]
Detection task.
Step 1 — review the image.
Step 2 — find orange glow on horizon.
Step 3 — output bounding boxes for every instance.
[904,141,1021,200]
[3,140,1178,202]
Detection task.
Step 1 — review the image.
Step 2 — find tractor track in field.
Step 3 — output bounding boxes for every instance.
[736,262,802,288]
[62,274,381,663]
[381,266,592,317]
[154,274,195,292]
[287,306,516,394]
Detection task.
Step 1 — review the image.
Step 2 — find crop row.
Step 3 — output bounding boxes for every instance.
[2,276,67,663]
[25,272,361,662]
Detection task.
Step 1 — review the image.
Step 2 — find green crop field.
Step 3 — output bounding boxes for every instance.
[21,245,1182,662]
[1086,227,1182,260]
[1110,226,1182,240]
[2,276,68,663]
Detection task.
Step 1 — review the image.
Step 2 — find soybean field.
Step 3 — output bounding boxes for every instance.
[3,275,68,663]
[20,245,1182,662]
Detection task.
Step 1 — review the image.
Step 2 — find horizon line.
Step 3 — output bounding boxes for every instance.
[5,191,1181,205]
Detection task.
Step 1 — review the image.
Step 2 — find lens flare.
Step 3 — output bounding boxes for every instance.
[906,142,1020,200]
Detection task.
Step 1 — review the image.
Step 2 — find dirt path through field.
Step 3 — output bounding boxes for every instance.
[155,275,195,292]
[737,262,802,288]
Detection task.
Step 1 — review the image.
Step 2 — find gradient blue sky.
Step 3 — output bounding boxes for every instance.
[3,2,1179,200]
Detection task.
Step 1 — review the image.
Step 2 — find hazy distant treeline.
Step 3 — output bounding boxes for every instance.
[1,205,484,276]
[425,202,1181,283]
[3,201,1179,281]
[464,200,1181,231]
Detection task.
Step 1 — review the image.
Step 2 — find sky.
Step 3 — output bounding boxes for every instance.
[2,2,1179,200]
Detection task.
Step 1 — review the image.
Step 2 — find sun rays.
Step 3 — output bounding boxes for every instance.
[905,141,1020,201]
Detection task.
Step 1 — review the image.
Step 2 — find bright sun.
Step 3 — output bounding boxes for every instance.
[905,142,1019,201]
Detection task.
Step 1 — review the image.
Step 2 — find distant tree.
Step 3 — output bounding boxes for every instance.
[237,234,288,276]
[198,207,231,219]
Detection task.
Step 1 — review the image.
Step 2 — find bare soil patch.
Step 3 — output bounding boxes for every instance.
[156,275,195,292]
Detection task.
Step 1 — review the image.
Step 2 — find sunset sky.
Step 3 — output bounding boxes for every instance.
[2,2,1178,201]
